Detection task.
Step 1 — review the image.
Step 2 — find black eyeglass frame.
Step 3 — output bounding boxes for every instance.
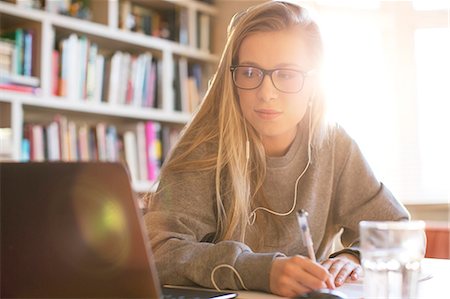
[230,65,314,94]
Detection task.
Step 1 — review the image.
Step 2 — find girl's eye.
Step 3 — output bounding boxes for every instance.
[277,70,298,80]
[243,68,257,78]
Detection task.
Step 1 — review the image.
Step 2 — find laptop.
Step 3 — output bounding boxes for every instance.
[0,162,237,299]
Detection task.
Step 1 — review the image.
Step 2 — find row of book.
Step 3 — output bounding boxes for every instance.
[54,33,208,112]
[120,0,176,41]
[22,115,181,182]
[119,0,211,52]
[54,33,161,108]
[14,0,92,20]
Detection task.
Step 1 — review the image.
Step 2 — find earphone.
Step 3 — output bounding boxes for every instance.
[247,103,313,225]
[211,101,314,291]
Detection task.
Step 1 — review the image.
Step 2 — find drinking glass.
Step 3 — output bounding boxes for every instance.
[360,221,426,299]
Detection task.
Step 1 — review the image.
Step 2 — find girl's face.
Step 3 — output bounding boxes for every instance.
[236,26,315,156]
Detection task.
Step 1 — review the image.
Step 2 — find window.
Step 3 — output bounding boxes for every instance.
[315,1,449,204]
[415,28,450,201]
[413,0,450,10]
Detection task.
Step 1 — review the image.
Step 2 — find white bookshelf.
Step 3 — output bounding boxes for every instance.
[0,0,218,193]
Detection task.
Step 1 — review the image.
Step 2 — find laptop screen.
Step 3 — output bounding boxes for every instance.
[1,162,161,298]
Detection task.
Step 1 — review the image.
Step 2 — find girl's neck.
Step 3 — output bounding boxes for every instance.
[262,127,298,157]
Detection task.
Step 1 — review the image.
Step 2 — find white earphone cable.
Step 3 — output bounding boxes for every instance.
[211,105,314,290]
[248,105,313,225]
[211,264,248,291]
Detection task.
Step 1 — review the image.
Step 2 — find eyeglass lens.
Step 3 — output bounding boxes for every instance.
[232,66,305,93]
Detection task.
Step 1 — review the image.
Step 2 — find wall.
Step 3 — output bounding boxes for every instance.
[212,0,262,54]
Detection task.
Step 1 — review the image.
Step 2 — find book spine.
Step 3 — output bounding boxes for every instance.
[136,122,148,181]
[23,30,33,76]
[51,50,60,96]
[15,28,24,75]
[124,130,139,182]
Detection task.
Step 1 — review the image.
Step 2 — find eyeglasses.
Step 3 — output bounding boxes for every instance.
[230,65,313,93]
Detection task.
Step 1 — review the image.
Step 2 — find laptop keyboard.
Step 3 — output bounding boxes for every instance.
[162,286,236,299]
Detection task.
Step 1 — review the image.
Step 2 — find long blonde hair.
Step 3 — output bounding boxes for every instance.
[159,1,328,243]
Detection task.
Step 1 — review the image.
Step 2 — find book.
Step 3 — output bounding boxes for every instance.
[130,54,147,106]
[0,82,38,94]
[31,124,44,161]
[78,124,90,161]
[178,7,189,45]
[23,30,33,76]
[108,51,123,105]
[118,52,131,104]
[198,13,210,52]
[21,138,30,162]
[88,126,98,161]
[126,55,137,105]
[78,36,89,99]
[136,122,148,181]
[0,71,40,87]
[124,130,139,182]
[96,122,107,161]
[46,121,60,161]
[0,28,24,75]
[187,77,200,112]
[85,42,98,101]
[54,115,69,161]
[58,38,68,96]
[119,0,133,31]
[105,125,118,162]
[51,50,60,95]
[67,121,78,161]
[93,54,105,103]
[63,33,79,100]
[145,121,162,181]
[0,128,12,158]
[178,57,189,112]
[144,58,157,108]
[101,54,111,103]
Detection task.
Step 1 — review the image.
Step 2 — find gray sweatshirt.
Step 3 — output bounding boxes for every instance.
[144,125,409,292]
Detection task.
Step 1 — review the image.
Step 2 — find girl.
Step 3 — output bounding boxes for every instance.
[144,1,409,297]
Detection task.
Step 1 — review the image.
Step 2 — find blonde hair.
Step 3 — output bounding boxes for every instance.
[159,1,329,243]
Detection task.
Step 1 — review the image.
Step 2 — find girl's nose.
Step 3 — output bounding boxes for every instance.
[256,75,278,102]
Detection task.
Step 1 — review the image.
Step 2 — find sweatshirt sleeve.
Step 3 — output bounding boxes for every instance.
[332,128,410,248]
[144,170,284,292]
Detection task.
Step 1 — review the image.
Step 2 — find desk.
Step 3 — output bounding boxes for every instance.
[236,258,450,299]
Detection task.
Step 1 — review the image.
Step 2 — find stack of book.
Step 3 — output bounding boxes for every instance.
[0,27,40,94]
[54,33,160,107]
[119,0,177,42]
[22,115,180,183]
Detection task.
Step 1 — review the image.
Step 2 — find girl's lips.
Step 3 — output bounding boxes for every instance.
[254,109,282,120]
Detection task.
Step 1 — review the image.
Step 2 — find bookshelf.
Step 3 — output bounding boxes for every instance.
[0,0,218,193]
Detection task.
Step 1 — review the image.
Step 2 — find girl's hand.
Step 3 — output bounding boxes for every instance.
[270,256,335,298]
[321,253,362,287]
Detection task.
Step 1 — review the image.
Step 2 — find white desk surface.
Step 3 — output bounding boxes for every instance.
[236,258,450,299]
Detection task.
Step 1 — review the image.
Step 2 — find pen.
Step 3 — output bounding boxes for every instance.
[298,209,316,262]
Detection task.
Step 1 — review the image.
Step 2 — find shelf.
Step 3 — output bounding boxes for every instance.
[0,0,217,192]
[0,91,192,124]
[0,1,219,62]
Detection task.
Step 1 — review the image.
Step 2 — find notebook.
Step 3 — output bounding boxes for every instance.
[0,162,237,299]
